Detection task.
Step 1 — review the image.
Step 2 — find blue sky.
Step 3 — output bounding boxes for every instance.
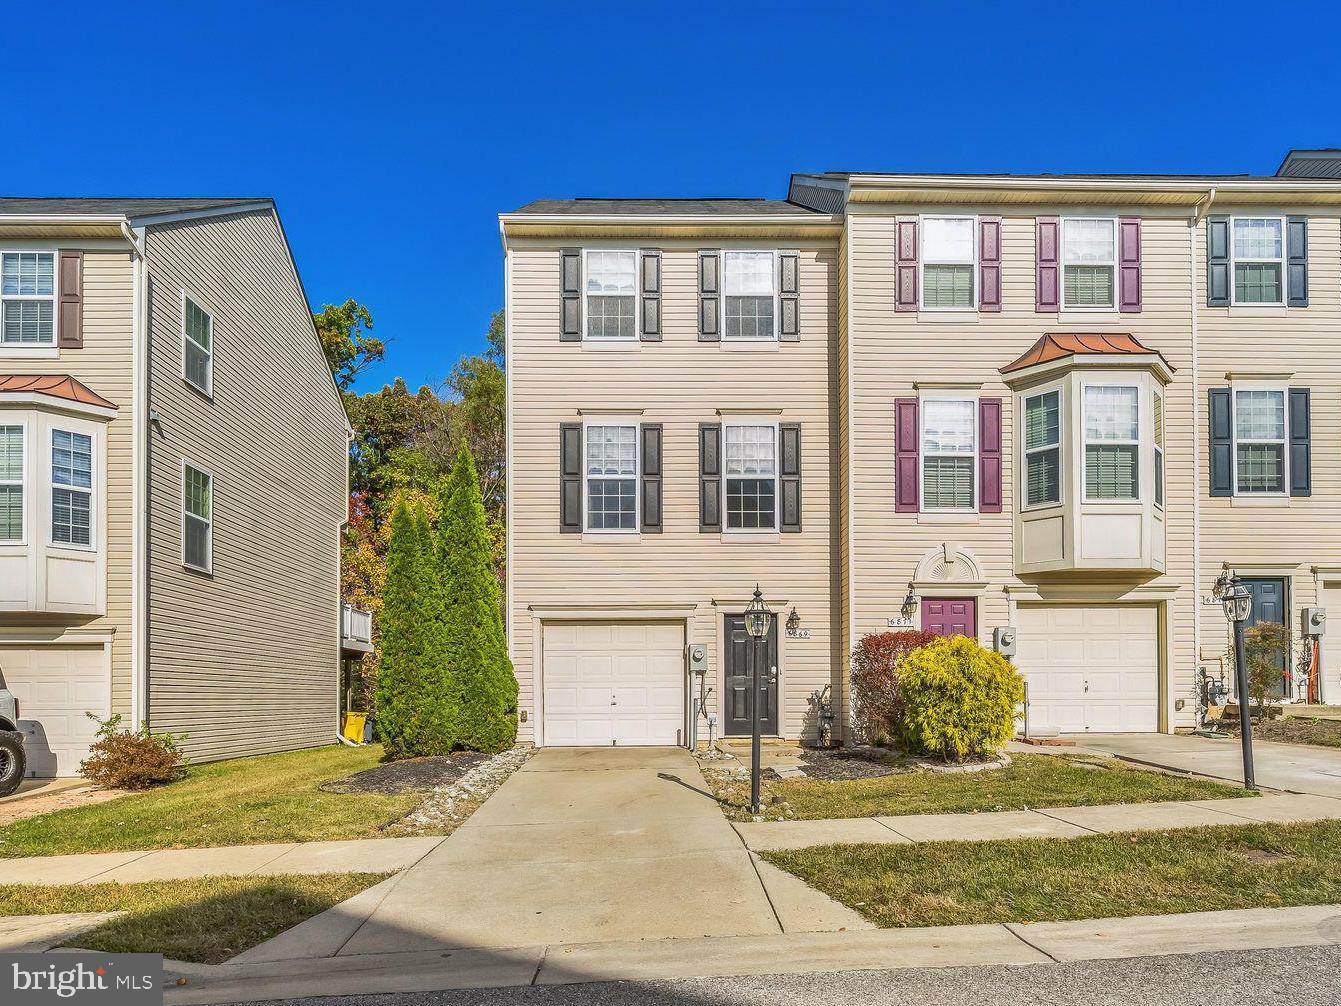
[6,1,1338,393]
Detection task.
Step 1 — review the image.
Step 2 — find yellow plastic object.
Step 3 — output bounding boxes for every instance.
[342,712,368,745]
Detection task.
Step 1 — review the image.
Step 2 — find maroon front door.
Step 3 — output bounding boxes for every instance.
[921,598,977,638]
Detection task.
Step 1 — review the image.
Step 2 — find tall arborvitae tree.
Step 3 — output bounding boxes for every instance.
[439,442,518,752]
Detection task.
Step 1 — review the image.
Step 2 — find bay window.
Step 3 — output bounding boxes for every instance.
[1083,385,1139,501]
[724,422,777,529]
[1,252,56,345]
[1023,390,1061,508]
[0,425,22,541]
[584,423,637,531]
[1062,218,1116,309]
[51,428,92,547]
[723,251,776,339]
[920,398,976,510]
[1231,217,1284,305]
[921,217,976,309]
[584,250,637,340]
[1154,392,1165,508]
[1234,388,1287,494]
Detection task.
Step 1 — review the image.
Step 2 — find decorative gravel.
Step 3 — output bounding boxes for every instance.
[386,746,532,835]
[319,753,492,795]
[792,746,912,781]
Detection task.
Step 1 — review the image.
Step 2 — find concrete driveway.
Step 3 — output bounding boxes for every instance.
[1069,732,1341,797]
[327,747,852,956]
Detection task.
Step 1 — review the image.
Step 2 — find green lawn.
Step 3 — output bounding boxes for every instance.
[0,745,421,858]
[764,819,1341,928]
[709,754,1247,821]
[1,873,389,963]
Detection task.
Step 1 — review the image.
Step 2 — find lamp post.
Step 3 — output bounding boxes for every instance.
[744,585,772,816]
[1221,574,1257,792]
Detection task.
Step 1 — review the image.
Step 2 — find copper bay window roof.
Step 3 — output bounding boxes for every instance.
[0,375,117,411]
[1000,333,1175,375]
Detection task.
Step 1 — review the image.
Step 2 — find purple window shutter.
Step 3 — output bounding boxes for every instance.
[895,398,919,512]
[895,218,918,312]
[1119,217,1142,313]
[1036,216,1060,312]
[978,398,1002,513]
[979,216,1002,312]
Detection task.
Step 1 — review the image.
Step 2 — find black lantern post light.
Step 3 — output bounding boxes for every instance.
[744,585,772,816]
[1216,571,1257,791]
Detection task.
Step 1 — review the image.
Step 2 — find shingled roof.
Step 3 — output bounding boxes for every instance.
[0,197,267,219]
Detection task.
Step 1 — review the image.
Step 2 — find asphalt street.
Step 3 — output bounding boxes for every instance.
[220,943,1341,1006]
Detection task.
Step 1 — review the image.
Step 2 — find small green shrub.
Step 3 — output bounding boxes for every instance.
[849,630,939,744]
[79,714,187,790]
[895,636,1024,762]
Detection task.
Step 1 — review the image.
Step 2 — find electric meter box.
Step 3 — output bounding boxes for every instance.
[1303,607,1328,637]
[993,626,1018,657]
[687,643,708,673]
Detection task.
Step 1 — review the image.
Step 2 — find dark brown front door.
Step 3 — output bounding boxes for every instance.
[724,614,778,736]
[921,597,977,638]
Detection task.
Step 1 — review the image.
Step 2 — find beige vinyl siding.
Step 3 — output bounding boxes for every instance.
[0,249,134,715]
[144,210,347,762]
[846,207,1196,730]
[508,237,838,742]
[1196,211,1341,699]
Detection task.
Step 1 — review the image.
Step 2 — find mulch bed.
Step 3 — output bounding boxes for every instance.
[790,746,911,781]
[1213,716,1341,750]
[318,753,491,795]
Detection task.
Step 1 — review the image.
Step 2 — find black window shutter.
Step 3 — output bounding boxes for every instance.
[1289,388,1311,497]
[640,423,662,531]
[698,251,720,342]
[779,422,802,531]
[1207,217,1230,307]
[699,423,721,530]
[559,422,582,531]
[560,249,582,341]
[1287,217,1309,307]
[640,249,662,341]
[779,251,800,343]
[1208,388,1233,497]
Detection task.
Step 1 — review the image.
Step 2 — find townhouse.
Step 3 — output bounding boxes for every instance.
[501,149,1341,747]
[0,198,352,778]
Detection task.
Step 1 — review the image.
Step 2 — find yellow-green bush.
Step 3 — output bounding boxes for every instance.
[894,636,1024,761]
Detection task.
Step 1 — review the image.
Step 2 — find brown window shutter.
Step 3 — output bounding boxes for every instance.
[559,422,582,532]
[58,249,83,348]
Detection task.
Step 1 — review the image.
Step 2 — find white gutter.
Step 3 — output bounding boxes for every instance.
[1189,186,1215,724]
[844,175,1341,194]
[499,213,843,227]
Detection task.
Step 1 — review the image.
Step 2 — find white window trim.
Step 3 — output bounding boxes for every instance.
[1060,216,1118,311]
[1021,385,1063,512]
[1230,381,1289,498]
[1228,215,1287,308]
[918,214,978,312]
[721,249,780,343]
[182,459,214,573]
[918,393,978,513]
[580,417,640,535]
[180,290,214,397]
[581,248,640,343]
[722,418,780,532]
[0,249,59,350]
[1154,390,1165,511]
[0,419,28,545]
[49,425,96,552]
[1080,380,1142,504]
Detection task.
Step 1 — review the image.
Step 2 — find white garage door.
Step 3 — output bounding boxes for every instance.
[542,621,684,747]
[1016,605,1159,733]
[0,645,110,777]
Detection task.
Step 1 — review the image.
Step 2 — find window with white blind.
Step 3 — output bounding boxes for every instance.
[920,217,976,309]
[584,250,637,340]
[724,423,777,529]
[583,423,637,531]
[1023,389,1061,508]
[1154,392,1165,508]
[1233,388,1287,494]
[182,295,213,394]
[920,398,976,511]
[0,425,23,541]
[1062,218,1117,309]
[1,252,56,345]
[723,251,776,339]
[1083,385,1140,501]
[51,429,92,547]
[183,463,213,571]
[1230,217,1284,305]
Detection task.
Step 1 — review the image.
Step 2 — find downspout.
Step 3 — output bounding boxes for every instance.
[500,219,517,727]
[1189,186,1215,726]
[124,221,149,728]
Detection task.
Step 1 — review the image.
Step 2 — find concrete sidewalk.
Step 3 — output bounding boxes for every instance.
[158,904,1341,1004]
[734,792,1341,851]
[0,836,443,886]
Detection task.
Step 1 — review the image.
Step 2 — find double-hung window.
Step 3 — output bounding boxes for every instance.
[1062,218,1116,309]
[920,399,976,510]
[1,252,56,346]
[1083,385,1139,501]
[584,250,637,340]
[724,423,777,529]
[584,423,637,531]
[183,463,213,571]
[1230,217,1284,305]
[1154,392,1165,508]
[921,217,976,309]
[51,429,92,547]
[1023,390,1061,508]
[183,296,213,394]
[0,425,23,541]
[1234,388,1286,494]
[723,251,776,339]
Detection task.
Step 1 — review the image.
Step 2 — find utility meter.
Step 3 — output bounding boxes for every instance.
[1304,607,1328,637]
[688,643,708,673]
[993,626,1018,657]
